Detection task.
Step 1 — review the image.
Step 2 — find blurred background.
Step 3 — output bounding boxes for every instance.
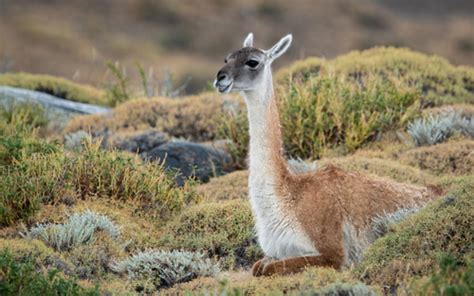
[1,0,473,94]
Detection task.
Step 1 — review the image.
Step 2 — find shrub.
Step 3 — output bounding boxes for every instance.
[158,200,262,269]
[397,139,474,176]
[276,47,474,106]
[0,250,99,296]
[65,93,240,142]
[356,178,474,291]
[0,137,199,226]
[0,72,107,106]
[23,210,121,251]
[110,250,219,291]
[0,100,48,130]
[407,111,474,146]
[407,254,474,296]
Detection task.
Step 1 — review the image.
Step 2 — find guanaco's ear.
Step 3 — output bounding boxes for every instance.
[243,33,254,48]
[267,34,292,61]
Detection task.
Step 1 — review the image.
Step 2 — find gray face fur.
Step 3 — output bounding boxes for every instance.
[214,33,292,94]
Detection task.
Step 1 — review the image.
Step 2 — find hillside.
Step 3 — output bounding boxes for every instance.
[0,0,473,94]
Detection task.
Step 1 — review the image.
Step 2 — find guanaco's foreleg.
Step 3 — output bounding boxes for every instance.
[255,255,338,277]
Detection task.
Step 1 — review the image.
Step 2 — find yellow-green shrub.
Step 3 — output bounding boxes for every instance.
[158,199,261,269]
[355,178,474,290]
[277,47,474,106]
[0,137,199,226]
[0,72,107,105]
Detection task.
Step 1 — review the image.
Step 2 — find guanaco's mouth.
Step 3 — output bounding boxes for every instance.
[216,82,233,94]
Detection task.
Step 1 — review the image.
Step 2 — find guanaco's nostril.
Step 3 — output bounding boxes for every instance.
[217,71,227,82]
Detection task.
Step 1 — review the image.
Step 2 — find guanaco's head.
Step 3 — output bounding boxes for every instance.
[214,33,292,94]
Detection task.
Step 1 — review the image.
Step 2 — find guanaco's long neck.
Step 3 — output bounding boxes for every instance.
[243,70,289,197]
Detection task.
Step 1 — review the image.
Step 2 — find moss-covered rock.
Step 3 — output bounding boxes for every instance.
[355,178,474,291]
[0,72,107,106]
[159,199,261,269]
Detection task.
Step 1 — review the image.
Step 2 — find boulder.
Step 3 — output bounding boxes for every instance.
[113,130,169,153]
[143,141,234,185]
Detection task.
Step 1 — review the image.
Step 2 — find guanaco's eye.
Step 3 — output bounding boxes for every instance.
[224,58,228,63]
[245,60,259,68]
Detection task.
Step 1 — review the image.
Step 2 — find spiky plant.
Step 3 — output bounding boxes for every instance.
[110,249,219,290]
[23,210,120,251]
[408,110,474,146]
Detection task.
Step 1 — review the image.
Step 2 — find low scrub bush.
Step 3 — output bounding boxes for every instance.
[23,210,121,251]
[0,72,107,106]
[408,110,474,146]
[356,178,473,291]
[65,93,239,142]
[158,200,262,269]
[406,254,474,296]
[0,250,99,296]
[110,249,219,291]
[397,139,474,176]
[0,135,199,226]
[276,47,474,106]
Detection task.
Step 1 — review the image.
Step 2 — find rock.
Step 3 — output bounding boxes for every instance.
[143,141,234,185]
[0,86,109,115]
[113,130,169,153]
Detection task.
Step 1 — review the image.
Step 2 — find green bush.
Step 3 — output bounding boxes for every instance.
[0,72,107,106]
[0,250,99,296]
[158,200,262,269]
[407,254,474,296]
[0,134,199,226]
[356,178,474,291]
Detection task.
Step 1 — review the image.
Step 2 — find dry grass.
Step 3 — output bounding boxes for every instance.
[395,139,474,176]
[165,267,380,295]
[196,170,248,202]
[65,92,240,142]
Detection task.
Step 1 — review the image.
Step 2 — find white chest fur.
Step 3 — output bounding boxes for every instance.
[248,177,318,259]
